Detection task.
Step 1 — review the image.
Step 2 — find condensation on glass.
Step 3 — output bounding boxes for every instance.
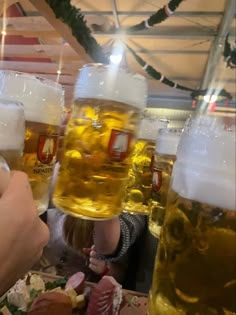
[148,114,236,315]
[0,71,64,214]
[53,63,148,220]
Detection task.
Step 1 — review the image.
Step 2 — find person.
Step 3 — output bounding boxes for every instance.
[63,215,128,284]
[0,169,49,296]
[40,109,128,283]
[48,109,156,290]
[87,245,127,283]
[93,215,158,292]
[38,204,128,284]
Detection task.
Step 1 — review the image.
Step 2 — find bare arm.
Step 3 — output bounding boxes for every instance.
[94,217,121,255]
[0,171,49,295]
[94,214,146,261]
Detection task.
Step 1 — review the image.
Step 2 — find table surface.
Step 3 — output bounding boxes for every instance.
[34,271,148,315]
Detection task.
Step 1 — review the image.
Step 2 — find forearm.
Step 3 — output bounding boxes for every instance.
[94,217,121,255]
[94,214,146,261]
[0,213,18,294]
[0,227,40,296]
[0,171,49,296]
[0,245,12,295]
[0,231,25,295]
[0,257,21,296]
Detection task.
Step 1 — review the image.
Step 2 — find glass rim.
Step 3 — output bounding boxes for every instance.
[0,98,24,108]
[0,70,64,91]
[78,63,147,82]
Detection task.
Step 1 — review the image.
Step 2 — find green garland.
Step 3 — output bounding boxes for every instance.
[128,0,183,31]
[45,0,108,63]
[126,45,194,92]
[46,0,193,92]
[46,0,232,101]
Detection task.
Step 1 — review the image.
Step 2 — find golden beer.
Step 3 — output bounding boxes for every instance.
[0,71,64,214]
[53,64,147,219]
[0,99,25,169]
[122,117,168,215]
[149,128,182,238]
[0,149,23,170]
[148,115,236,314]
[23,121,61,213]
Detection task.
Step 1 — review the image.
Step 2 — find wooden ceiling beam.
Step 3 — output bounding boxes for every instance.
[1,16,235,40]
[1,44,79,60]
[0,60,83,74]
[0,16,57,37]
[1,44,210,61]
[28,0,92,62]
[32,73,76,85]
[1,30,57,37]
[1,16,53,31]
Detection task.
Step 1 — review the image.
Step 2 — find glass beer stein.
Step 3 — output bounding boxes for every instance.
[0,99,25,170]
[149,128,182,238]
[0,71,64,214]
[148,114,236,315]
[53,64,147,220]
[122,116,168,215]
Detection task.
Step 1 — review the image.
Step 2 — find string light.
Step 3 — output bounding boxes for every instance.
[109,40,124,65]
[191,89,232,112]
[110,54,122,64]
[203,94,218,103]
[1,30,7,36]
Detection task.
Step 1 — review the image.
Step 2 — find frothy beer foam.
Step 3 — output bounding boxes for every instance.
[74,64,147,110]
[156,128,182,156]
[138,117,168,141]
[0,99,25,150]
[0,71,64,125]
[172,115,236,211]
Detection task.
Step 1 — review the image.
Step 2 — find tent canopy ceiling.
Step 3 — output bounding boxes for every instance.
[0,0,235,126]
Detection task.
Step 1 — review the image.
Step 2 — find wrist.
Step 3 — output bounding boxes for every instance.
[101,264,110,277]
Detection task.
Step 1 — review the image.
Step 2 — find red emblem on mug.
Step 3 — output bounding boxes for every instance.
[108,129,133,162]
[37,135,58,164]
[152,169,162,192]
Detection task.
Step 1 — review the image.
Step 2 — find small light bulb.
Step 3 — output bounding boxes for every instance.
[109,53,122,65]
[57,69,62,75]
[1,30,7,36]
[203,94,218,103]
[109,40,124,65]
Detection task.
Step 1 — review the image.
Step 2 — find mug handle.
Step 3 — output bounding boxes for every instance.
[0,156,10,196]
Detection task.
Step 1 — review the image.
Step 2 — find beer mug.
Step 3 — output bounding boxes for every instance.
[148,128,182,238]
[0,99,25,169]
[53,63,147,220]
[148,114,236,314]
[0,71,64,214]
[122,116,168,215]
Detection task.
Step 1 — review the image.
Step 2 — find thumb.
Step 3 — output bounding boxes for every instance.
[0,157,10,196]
